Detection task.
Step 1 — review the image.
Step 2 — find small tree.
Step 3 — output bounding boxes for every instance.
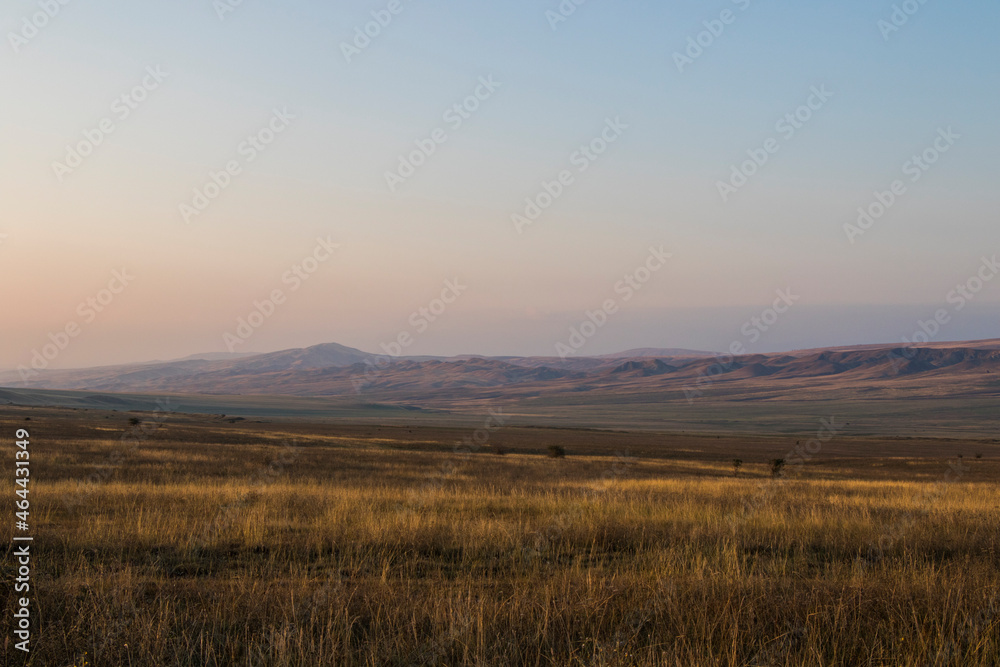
[770,458,786,478]
[975,453,983,459]
[732,459,743,476]
[128,417,141,426]
[547,445,566,459]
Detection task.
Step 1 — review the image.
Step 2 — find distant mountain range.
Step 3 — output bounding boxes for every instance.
[3,340,1000,409]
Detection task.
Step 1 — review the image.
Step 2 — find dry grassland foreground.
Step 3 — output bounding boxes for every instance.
[1,405,999,666]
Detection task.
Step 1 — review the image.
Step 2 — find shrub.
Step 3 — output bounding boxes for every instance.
[128,417,141,426]
[770,458,786,478]
[732,459,743,476]
[547,445,566,459]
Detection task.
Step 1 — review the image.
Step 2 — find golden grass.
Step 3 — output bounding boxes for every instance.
[1,409,998,666]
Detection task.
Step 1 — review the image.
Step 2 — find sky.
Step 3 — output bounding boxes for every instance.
[1,0,998,370]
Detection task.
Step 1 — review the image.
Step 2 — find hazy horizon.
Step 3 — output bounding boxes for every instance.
[4,302,999,372]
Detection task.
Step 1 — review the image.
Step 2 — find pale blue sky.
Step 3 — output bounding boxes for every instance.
[1,0,998,367]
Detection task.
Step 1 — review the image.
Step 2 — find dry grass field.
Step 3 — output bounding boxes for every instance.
[2,405,999,666]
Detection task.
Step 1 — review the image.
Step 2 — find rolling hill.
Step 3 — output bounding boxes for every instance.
[3,339,999,407]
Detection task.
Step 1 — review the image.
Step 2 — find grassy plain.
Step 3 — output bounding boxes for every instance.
[1,405,999,666]
[4,386,1000,438]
